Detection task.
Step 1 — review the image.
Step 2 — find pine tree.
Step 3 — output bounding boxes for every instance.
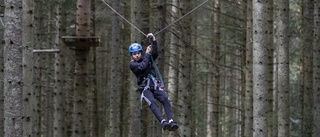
[3,0,23,136]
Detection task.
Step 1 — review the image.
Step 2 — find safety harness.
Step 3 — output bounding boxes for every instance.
[139,37,165,109]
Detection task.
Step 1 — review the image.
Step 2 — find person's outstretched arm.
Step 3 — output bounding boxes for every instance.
[147,33,158,60]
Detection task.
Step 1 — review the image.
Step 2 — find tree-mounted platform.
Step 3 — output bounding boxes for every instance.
[61,36,101,47]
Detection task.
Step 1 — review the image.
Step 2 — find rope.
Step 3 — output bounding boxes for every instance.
[154,0,209,35]
[101,0,147,36]
[101,0,209,36]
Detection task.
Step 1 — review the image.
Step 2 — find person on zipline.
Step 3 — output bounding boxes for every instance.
[129,33,179,131]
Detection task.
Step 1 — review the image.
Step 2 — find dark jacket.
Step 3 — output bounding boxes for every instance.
[130,40,158,86]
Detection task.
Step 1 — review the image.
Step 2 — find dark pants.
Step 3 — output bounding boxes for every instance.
[141,88,174,123]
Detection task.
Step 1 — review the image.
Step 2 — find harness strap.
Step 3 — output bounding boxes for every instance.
[148,74,161,90]
[140,74,163,109]
[147,37,165,89]
[140,78,150,109]
[150,56,164,89]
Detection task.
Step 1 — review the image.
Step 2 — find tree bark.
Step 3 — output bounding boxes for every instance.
[44,1,55,136]
[22,0,34,136]
[252,0,269,137]
[73,0,91,136]
[276,0,290,136]
[167,0,179,104]
[3,0,23,136]
[301,0,314,136]
[32,1,42,135]
[267,1,275,137]
[129,0,142,136]
[313,1,320,137]
[244,0,253,136]
[0,0,4,135]
[178,0,192,136]
[54,1,66,136]
[109,0,121,136]
[156,0,166,75]
[206,0,220,137]
[167,1,180,136]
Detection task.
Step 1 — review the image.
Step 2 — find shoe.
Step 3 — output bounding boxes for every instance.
[169,122,179,131]
[161,121,170,130]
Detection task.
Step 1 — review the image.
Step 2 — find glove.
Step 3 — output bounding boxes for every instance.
[147,33,156,41]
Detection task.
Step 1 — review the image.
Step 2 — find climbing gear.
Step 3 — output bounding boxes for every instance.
[140,78,151,109]
[139,73,164,109]
[128,43,143,54]
[147,36,165,89]
[101,0,209,36]
[139,35,166,110]
[150,57,164,89]
[148,73,163,90]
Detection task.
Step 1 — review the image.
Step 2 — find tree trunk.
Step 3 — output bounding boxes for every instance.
[313,1,320,137]
[109,0,121,136]
[129,0,142,136]
[44,2,55,136]
[244,0,253,136]
[156,0,166,75]
[252,0,269,137]
[228,60,236,137]
[65,47,75,137]
[22,0,34,136]
[95,2,109,135]
[301,0,314,136]
[0,0,5,135]
[206,0,220,137]
[3,0,23,136]
[89,0,98,136]
[167,1,180,136]
[37,3,47,135]
[32,0,43,135]
[87,48,97,137]
[54,1,67,136]
[312,0,320,137]
[73,0,91,136]
[178,0,192,136]
[267,1,275,137]
[167,0,179,105]
[273,1,279,135]
[276,0,290,136]
[212,1,220,136]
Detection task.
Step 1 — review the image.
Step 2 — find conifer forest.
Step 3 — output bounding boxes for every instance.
[0,0,320,137]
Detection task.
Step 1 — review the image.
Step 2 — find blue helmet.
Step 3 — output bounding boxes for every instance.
[128,43,143,53]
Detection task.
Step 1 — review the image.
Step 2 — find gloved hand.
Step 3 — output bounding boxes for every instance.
[146,45,152,53]
[147,33,156,41]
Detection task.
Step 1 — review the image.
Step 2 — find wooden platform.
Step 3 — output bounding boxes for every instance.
[61,36,101,47]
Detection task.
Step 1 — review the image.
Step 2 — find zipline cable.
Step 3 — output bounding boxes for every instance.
[101,0,209,36]
[101,0,147,36]
[154,0,209,36]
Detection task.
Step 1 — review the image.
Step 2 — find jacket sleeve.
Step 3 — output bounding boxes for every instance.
[151,40,158,60]
[130,53,151,74]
